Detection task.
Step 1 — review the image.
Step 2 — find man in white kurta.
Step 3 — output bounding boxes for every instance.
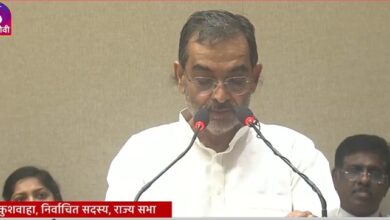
[106,10,340,217]
[106,111,340,217]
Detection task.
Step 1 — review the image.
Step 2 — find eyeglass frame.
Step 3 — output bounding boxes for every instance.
[183,72,254,96]
[340,165,389,184]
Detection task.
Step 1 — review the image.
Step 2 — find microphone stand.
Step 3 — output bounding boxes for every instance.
[250,121,328,217]
[134,128,200,201]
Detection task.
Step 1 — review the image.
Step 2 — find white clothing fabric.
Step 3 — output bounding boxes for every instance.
[106,112,340,217]
[338,208,388,217]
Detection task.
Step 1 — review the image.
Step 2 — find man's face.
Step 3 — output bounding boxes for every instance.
[333,152,389,216]
[174,34,261,135]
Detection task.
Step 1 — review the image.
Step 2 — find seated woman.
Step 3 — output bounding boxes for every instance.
[2,166,63,201]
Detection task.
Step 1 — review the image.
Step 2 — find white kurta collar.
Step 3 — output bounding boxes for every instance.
[339,207,381,217]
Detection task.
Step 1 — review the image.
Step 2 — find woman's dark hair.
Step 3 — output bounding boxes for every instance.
[2,166,63,201]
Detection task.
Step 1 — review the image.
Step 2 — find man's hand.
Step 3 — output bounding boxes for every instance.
[286,210,315,217]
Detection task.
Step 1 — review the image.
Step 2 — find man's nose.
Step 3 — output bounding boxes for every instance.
[357,172,371,185]
[212,82,230,103]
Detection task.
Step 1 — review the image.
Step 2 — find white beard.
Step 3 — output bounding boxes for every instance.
[185,94,240,136]
[205,113,240,136]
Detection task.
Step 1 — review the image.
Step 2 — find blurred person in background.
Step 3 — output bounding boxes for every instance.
[2,166,63,201]
[332,134,390,217]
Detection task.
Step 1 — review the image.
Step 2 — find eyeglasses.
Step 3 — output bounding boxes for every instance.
[342,166,388,184]
[185,74,253,95]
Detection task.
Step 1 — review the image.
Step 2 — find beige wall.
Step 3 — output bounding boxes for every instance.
[1,1,389,214]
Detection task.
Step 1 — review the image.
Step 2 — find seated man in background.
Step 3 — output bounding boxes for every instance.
[2,166,63,201]
[332,134,390,217]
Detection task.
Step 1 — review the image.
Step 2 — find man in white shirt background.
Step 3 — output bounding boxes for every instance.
[332,134,390,217]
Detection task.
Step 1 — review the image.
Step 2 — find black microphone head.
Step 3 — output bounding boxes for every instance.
[193,108,209,131]
[234,106,256,126]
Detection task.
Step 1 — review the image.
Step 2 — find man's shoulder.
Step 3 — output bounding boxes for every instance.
[260,123,299,133]
[256,122,318,157]
[259,123,313,143]
[131,121,182,139]
[113,121,187,160]
[121,120,192,150]
[381,213,390,217]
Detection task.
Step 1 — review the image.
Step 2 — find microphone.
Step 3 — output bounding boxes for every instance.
[234,106,328,217]
[134,108,209,201]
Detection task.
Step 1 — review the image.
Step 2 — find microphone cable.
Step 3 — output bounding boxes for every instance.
[234,106,327,217]
[134,108,209,201]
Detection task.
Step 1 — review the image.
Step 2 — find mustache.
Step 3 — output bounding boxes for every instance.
[204,102,235,111]
[352,187,372,195]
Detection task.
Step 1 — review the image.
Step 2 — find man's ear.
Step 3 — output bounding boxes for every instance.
[331,168,338,182]
[250,63,262,93]
[174,61,185,94]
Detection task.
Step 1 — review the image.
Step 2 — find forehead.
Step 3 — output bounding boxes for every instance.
[343,151,386,168]
[13,177,44,193]
[185,33,251,70]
